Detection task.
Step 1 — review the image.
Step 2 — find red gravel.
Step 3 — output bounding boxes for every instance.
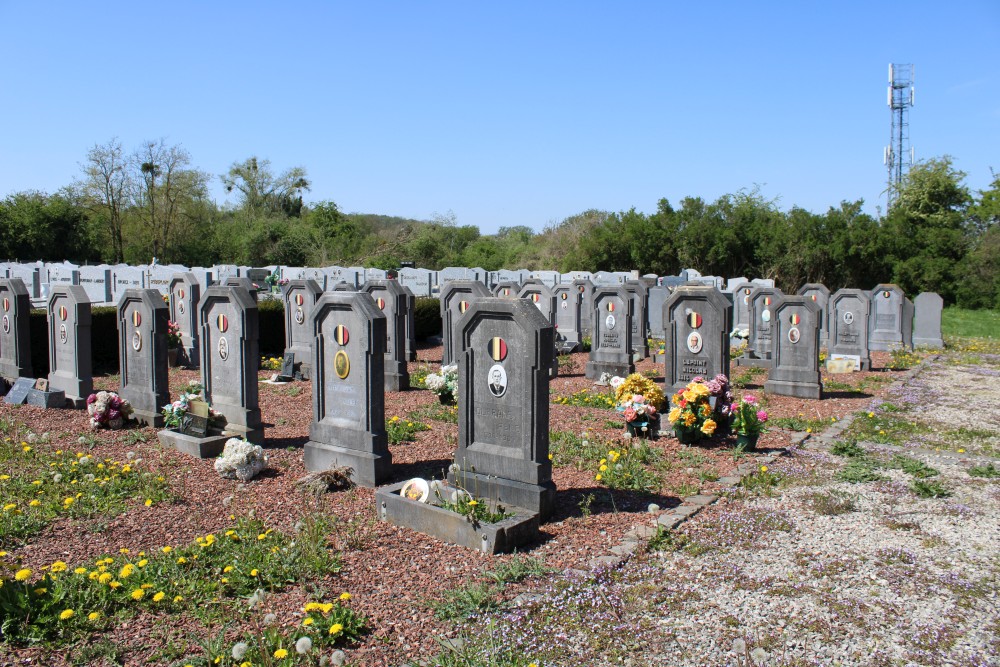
[0,346,902,666]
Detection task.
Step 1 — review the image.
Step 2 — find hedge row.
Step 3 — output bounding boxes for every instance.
[25,298,443,377]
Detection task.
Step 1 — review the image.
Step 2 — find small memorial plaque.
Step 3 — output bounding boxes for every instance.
[281,352,295,379]
[34,378,49,391]
[179,398,210,437]
[3,377,34,405]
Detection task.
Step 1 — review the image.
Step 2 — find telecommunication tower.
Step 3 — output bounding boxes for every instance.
[884,63,914,208]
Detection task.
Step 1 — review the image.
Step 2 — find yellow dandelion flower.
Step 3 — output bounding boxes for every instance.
[15,569,32,582]
[88,612,100,621]
[137,559,148,568]
[339,592,352,601]
[595,474,603,481]
[109,580,122,589]
[130,589,145,600]
[760,466,768,473]
[29,500,41,507]
[98,572,113,584]
[273,649,288,659]
[144,499,152,507]
[50,561,68,573]
[177,557,187,564]
[162,546,173,554]
[250,569,259,577]
[59,609,74,620]
[153,592,165,602]
[74,567,87,575]
[303,617,314,626]
[329,623,344,636]
[173,595,183,603]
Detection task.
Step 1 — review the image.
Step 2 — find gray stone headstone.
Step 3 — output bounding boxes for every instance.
[47,285,92,406]
[797,283,831,347]
[78,266,113,304]
[585,286,634,379]
[46,262,79,288]
[439,267,473,284]
[495,269,524,284]
[331,281,357,292]
[572,278,596,338]
[3,377,34,405]
[0,278,33,381]
[347,266,368,287]
[7,264,41,299]
[281,266,307,281]
[244,268,270,285]
[224,276,258,303]
[562,271,593,283]
[397,268,432,297]
[681,268,702,280]
[659,276,686,290]
[143,266,175,295]
[401,285,418,361]
[200,285,264,444]
[518,282,559,376]
[169,273,201,367]
[212,264,240,282]
[592,271,624,286]
[828,289,872,370]
[530,270,561,287]
[448,298,556,519]
[730,282,754,341]
[440,280,491,365]
[303,292,390,487]
[623,280,650,360]
[492,282,521,298]
[111,266,144,305]
[647,286,671,339]
[739,286,785,367]
[912,292,944,348]
[363,280,411,392]
[282,279,323,379]
[726,277,749,292]
[751,278,775,288]
[301,267,328,289]
[764,296,822,399]
[869,284,911,351]
[662,286,732,392]
[117,289,169,426]
[552,285,582,352]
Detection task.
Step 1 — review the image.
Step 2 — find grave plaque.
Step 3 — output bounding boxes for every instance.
[169,273,202,367]
[869,284,911,351]
[0,278,32,381]
[363,280,411,392]
[913,292,944,348]
[117,289,169,426]
[303,292,390,487]
[572,278,595,337]
[492,282,520,298]
[662,286,732,393]
[3,377,34,405]
[764,296,822,399]
[647,286,670,338]
[448,298,556,519]
[623,280,650,360]
[280,352,296,380]
[585,286,634,380]
[200,285,264,444]
[397,268,432,297]
[737,286,785,367]
[78,266,113,304]
[797,283,831,347]
[401,285,418,361]
[552,285,582,353]
[47,285,92,407]
[828,289,872,370]
[224,277,258,303]
[178,398,210,437]
[440,280,491,366]
[282,279,323,379]
[518,283,559,376]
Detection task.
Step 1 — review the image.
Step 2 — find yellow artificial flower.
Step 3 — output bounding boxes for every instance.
[701,419,717,436]
[667,408,682,424]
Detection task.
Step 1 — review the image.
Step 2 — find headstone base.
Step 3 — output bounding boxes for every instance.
[221,422,265,446]
[763,379,822,400]
[26,388,67,409]
[157,429,231,458]
[585,360,635,381]
[913,337,944,349]
[447,469,556,522]
[376,481,540,554]
[132,410,166,428]
[297,361,312,380]
[385,371,410,393]
[734,355,773,368]
[303,441,391,488]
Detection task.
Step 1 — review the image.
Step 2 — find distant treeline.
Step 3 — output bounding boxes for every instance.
[1,139,998,308]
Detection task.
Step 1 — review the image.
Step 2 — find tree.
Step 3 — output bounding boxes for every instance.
[75,139,130,262]
[0,191,96,261]
[221,157,310,223]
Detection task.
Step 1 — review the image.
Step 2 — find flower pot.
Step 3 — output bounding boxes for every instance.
[167,348,180,367]
[437,392,455,405]
[626,420,658,439]
[736,433,759,451]
[674,427,702,445]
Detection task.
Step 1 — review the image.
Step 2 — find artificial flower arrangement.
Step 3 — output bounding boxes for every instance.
[425,363,458,403]
[166,320,182,349]
[699,374,734,429]
[612,373,666,438]
[161,382,224,430]
[86,391,135,430]
[666,380,718,444]
[730,327,750,355]
[730,393,768,445]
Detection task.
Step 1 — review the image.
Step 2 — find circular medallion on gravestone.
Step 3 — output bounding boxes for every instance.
[458,300,470,314]
[687,331,703,354]
[400,478,430,503]
[502,288,510,296]
[761,309,771,323]
[530,293,540,303]
[178,299,185,316]
[295,307,305,325]
[59,323,67,344]
[788,327,801,344]
[375,297,386,310]
[810,294,817,301]
[687,310,702,328]
[217,314,228,332]
[334,350,350,379]
[2,314,9,334]
[59,306,67,321]
[131,311,142,327]
[218,336,229,360]
[334,325,349,346]
[843,311,855,325]
[882,291,891,299]
[561,301,567,309]
[487,364,508,398]
[790,313,801,325]
[578,285,585,293]
[131,330,142,352]
[606,314,616,330]
[488,337,508,361]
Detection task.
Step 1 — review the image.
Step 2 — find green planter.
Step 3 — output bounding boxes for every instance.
[735,433,759,450]
[674,427,703,445]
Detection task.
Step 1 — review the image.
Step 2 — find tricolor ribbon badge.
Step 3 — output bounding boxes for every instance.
[607,302,615,312]
[217,314,228,332]
[295,294,304,306]
[132,311,142,327]
[335,324,350,345]
[688,312,702,329]
[59,306,68,321]
[459,300,469,313]
[376,297,386,310]
[489,337,508,361]
[790,313,801,325]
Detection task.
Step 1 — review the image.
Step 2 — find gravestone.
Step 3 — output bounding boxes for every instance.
[401,285,418,361]
[212,264,240,282]
[592,271,625,286]
[440,280,491,365]
[552,284,582,353]
[623,280,649,360]
[200,285,264,444]
[301,267,328,289]
[7,263,41,299]
[224,276,258,303]
[726,277,749,292]
[869,284,912,351]
[117,289,169,426]
[751,278,775,288]
[561,270,593,283]
[111,266,144,304]
[731,283,754,338]
[764,296,822,399]
[144,266,175,295]
[659,276,686,290]
[912,292,944,348]
[680,268,702,280]
[530,270,561,287]
[828,289,872,370]
[518,283,559,376]
[3,377,34,405]
[397,267,432,297]
[572,278,596,338]
[737,286,785,367]
[797,283,831,347]
[647,286,671,338]
[363,280,411,391]
[244,268,270,287]
[281,266,307,282]
[78,266,113,304]
[169,273,202,367]
[662,286,732,392]
[440,267,474,284]
[585,286,634,380]
[189,268,214,293]
[303,292,390,487]
[495,269,524,284]
[448,298,556,518]
[47,285,92,407]
[0,278,33,381]
[282,279,324,379]
[332,281,357,292]
[492,282,520,298]
[46,262,79,289]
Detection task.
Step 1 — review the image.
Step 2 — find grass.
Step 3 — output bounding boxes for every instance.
[483,555,552,585]
[429,582,503,622]
[835,459,888,484]
[942,306,1000,339]
[968,462,1000,478]
[551,388,616,409]
[770,415,830,433]
[887,454,939,479]
[730,366,767,389]
[910,479,952,498]
[830,439,867,457]
[386,415,431,444]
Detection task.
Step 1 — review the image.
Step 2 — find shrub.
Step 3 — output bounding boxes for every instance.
[414,297,442,339]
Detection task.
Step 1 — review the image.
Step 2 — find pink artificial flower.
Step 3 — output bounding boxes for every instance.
[632,394,645,404]
[743,394,757,405]
[646,404,657,417]
[692,376,705,383]
[757,410,768,422]
[623,407,638,422]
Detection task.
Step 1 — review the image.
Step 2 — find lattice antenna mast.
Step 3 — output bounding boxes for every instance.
[884,63,915,208]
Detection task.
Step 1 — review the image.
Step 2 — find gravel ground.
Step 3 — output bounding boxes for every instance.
[0,345,918,666]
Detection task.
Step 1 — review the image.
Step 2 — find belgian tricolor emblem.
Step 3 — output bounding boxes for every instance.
[502,288,510,296]
[178,289,185,300]
[763,297,771,306]
[459,300,470,314]
[217,314,228,332]
[530,293,540,303]
[607,302,615,312]
[790,313,801,325]
[132,311,142,327]
[295,293,304,306]
[688,312,702,329]
[810,294,817,301]
[59,306,68,321]
[883,290,891,298]
[2,298,8,312]
[488,337,508,361]
[334,324,350,345]
[375,297,386,310]
[561,293,568,300]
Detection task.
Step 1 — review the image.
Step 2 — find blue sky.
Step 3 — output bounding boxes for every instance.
[1,1,998,234]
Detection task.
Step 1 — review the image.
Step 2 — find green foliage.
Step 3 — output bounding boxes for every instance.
[769,415,828,432]
[806,490,858,516]
[910,479,952,498]
[942,307,1000,339]
[968,462,1000,478]
[414,297,442,339]
[830,440,867,457]
[887,455,939,479]
[551,388,617,409]
[835,460,888,484]
[428,582,502,622]
[386,415,430,444]
[483,555,552,585]
[739,464,783,496]
[595,442,661,493]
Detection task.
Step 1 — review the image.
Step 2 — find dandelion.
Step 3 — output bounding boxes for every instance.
[144,499,152,507]
[130,588,145,600]
[250,569,259,577]
[177,557,188,564]
[232,642,249,660]
[109,581,122,589]
[137,559,148,568]
[296,636,313,653]
[119,564,135,578]
[595,474,603,481]
[760,466,768,473]
[74,567,87,575]
[15,568,31,582]
[3,503,17,512]
[59,609,75,620]
[162,546,173,554]
[329,623,344,636]
[98,573,113,584]
[273,648,289,659]
[173,595,183,603]
[303,617,314,626]
[339,592,351,601]
[153,592,166,602]
[263,613,277,625]
[88,611,100,621]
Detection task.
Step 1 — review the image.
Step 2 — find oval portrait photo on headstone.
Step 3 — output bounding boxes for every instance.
[178,300,185,316]
[218,336,229,360]
[487,363,508,398]
[131,330,142,352]
[334,350,350,379]
[606,314,616,330]
[843,311,855,325]
[687,331,703,354]
[761,309,771,323]
[295,307,305,324]
[59,323,67,344]
[788,327,801,344]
